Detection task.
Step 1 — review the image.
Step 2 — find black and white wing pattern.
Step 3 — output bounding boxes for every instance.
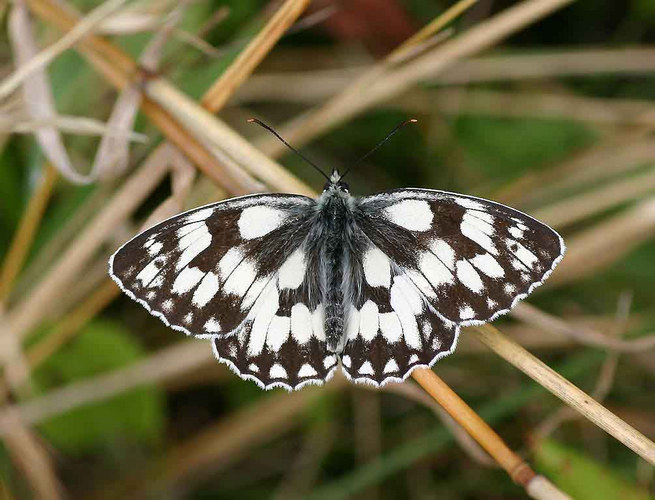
[341,188,564,385]
[109,194,337,389]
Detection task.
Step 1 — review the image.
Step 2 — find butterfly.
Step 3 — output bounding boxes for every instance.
[109,120,565,390]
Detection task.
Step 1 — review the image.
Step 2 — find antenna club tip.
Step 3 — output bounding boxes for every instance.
[409,118,418,123]
[247,118,256,123]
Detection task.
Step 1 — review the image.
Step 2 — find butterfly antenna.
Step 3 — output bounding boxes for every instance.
[248,118,331,182]
[339,118,418,181]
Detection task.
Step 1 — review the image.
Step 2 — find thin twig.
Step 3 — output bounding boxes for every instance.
[0,163,57,301]
[411,369,535,486]
[472,324,655,464]
[201,0,311,112]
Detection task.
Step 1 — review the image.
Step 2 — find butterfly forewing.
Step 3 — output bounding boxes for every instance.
[355,189,564,325]
[109,194,316,338]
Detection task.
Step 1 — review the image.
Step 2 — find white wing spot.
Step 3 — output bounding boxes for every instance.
[510,240,539,269]
[223,259,257,297]
[486,298,497,309]
[312,305,326,343]
[509,226,525,239]
[324,355,337,369]
[504,283,517,294]
[456,260,484,293]
[454,197,485,211]
[176,223,211,271]
[383,359,399,374]
[136,258,162,287]
[461,216,498,255]
[363,247,391,288]
[183,312,193,324]
[248,363,259,373]
[192,272,219,307]
[162,299,173,312]
[269,363,288,379]
[266,315,290,351]
[184,207,214,223]
[291,303,312,344]
[278,248,306,290]
[238,206,287,240]
[430,239,456,270]
[172,267,205,294]
[298,364,318,378]
[204,317,221,333]
[409,354,420,364]
[248,282,279,356]
[359,300,379,342]
[342,355,352,368]
[379,312,403,344]
[147,241,162,256]
[346,305,360,342]
[471,253,505,278]
[419,252,454,287]
[358,361,375,375]
[384,200,433,231]
[218,247,244,282]
[459,305,475,320]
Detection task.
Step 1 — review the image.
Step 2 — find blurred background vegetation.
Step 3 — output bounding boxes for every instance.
[0,0,654,498]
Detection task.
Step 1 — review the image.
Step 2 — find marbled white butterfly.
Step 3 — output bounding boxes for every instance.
[109,120,565,390]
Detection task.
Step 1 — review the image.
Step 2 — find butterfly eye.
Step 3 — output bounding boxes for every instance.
[322,182,331,192]
[338,182,349,192]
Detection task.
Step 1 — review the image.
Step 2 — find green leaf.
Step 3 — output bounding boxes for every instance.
[534,439,649,500]
[32,320,165,454]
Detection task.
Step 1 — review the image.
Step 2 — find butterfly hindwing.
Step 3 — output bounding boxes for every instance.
[354,189,565,325]
[213,284,338,390]
[109,194,317,339]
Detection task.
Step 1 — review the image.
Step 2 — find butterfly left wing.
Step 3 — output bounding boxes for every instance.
[340,188,564,385]
[109,194,317,339]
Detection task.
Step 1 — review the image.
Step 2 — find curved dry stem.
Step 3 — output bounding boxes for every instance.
[0,163,57,302]
[411,369,536,487]
[472,324,655,465]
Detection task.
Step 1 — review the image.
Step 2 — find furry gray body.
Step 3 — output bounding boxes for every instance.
[305,177,363,353]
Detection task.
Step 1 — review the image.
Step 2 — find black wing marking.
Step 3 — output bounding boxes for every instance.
[213,284,338,390]
[354,189,565,325]
[341,277,459,385]
[109,194,317,339]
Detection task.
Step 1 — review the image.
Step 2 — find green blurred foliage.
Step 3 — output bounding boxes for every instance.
[534,439,650,500]
[32,320,165,454]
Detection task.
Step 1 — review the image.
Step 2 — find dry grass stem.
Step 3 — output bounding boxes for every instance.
[1,341,212,429]
[532,168,655,229]
[549,197,655,286]
[534,294,631,440]
[0,409,63,499]
[201,0,311,112]
[256,0,578,157]
[511,303,655,352]
[411,369,538,488]
[240,47,655,104]
[472,324,655,464]
[4,145,171,344]
[145,78,314,195]
[400,89,655,128]
[0,163,57,301]
[382,382,496,467]
[1,0,131,101]
[387,0,477,62]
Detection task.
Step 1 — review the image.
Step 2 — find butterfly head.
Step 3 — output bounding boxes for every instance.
[323,169,349,194]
